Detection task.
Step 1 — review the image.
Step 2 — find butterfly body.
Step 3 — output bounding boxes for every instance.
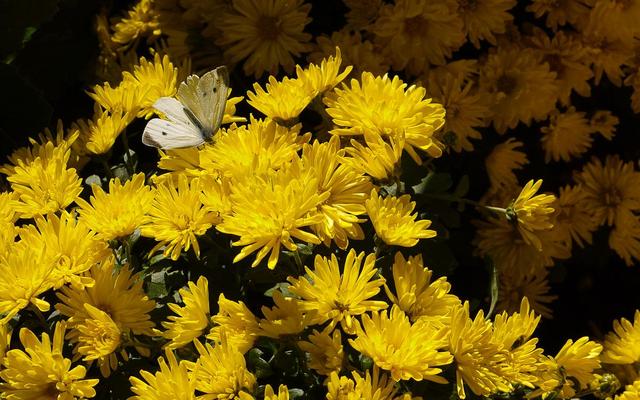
[142,66,229,149]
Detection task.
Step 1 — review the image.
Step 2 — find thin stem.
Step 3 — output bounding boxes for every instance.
[28,304,48,330]
[421,193,508,215]
[100,157,114,179]
[293,250,303,274]
[121,129,134,176]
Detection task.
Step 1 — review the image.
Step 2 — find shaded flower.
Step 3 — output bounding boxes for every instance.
[297,326,344,376]
[162,276,211,349]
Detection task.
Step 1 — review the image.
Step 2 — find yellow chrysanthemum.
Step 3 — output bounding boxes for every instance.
[609,212,640,266]
[485,138,528,190]
[342,132,404,182]
[75,304,126,377]
[326,367,413,400]
[349,306,453,382]
[76,173,154,241]
[343,0,384,30]
[142,177,218,260]
[288,249,387,334]
[216,0,312,77]
[498,269,557,319]
[0,322,10,362]
[206,117,309,180]
[480,46,558,133]
[130,349,198,400]
[590,110,619,141]
[264,384,289,400]
[259,291,316,338]
[550,337,603,398]
[111,0,161,46]
[385,252,460,324]
[526,0,590,30]
[247,76,312,123]
[325,72,446,163]
[84,109,132,155]
[365,189,437,247]
[448,302,512,398]
[0,192,19,257]
[217,166,327,269]
[162,276,211,349]
[189,337,256,399]
[301,136,372,249]
[602,310,640,365]
[510,179,556,251]
[0,322,99,400]
[584,0,640,43]
[18,211,109,290]
[0,140,82,219]
[326,371,357,400]
[373,0,465,73]
[458,0,515,47]
[0,241,54,324]
[541,108,594,162]
[553,185,599,249]
[309,30,390,76]
[296,47,352,97]
[575,156,640,226]
[617,379,640,400]
[297,326,344,376]
[209,294,261,354]
[122,53,179,118]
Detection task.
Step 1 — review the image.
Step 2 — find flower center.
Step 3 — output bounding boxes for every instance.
[604,186,623,207]
[257,16,281,41]
[496,74,517,96]
[544,54,565,76]
[403,15,426,37]
[458,0,478,11]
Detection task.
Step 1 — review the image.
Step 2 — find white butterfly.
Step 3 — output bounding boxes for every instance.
[142,66,229,149]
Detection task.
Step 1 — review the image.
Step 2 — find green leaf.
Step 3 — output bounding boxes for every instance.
[486,257,499,318]
[454,175,470,197]
[0,0,60,59]
[288,389,305,399]
[412,172,453,195]
[247,348,274,378]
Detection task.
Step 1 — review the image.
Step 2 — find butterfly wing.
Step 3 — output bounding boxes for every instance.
[176,66,229,139]
[142,119,205,149]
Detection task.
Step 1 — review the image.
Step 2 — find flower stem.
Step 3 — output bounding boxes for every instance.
[421,193,508,215]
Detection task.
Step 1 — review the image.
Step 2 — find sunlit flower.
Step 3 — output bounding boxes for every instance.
[87,80,148,117]
[247,76,312,123]
[75,304,125,377]
[216,0,312,77]
[616,380,640,400]
[84,109,132,155]
[550,337,603,398]
[385,252,460,324]
[259,291,316,338]
[0,322,99,399]
[485,138,528,190]
[373,0,465,73]
[365,189,437,247]
[480,47,558,133]
[130,349,198,400]
[297,326,344,376]
[342,132,404,182]
[111,0,161,46]
[162,276,211,349]
[602,310,640,364]
[296,47,352,97]
[189,337,256,398]
[122,53,179,118]
[209,294,261,354]
[76,173,154,241]
[457,0,516,47]
[288,249,387,334]
[325,72,446,163]
[0,322,10,362]
[510,179,556,251]
[541,108,594,162]
[142,177,218,260]
[309,30,390,76]
[349,306,453,382]
[575,156,640,226]
[264,384,290,400]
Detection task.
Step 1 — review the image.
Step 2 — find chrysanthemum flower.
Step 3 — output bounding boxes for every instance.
[584,0,640,43]
[349,306,453,382]
[602,310,640,364]
[485,138,528,190]
[309,30,390,76]
[216,0,312,77]
[84,109,132,155]
[373,0,465,73]
[553,185,599,249]
[122,53,179,118]
[325,72,446,163]
[87,81,148,117]
[590,110,619,140]
[343,0,385,30]
[457,0,516,47]
[76,304,126,377]
[130,349,198,400]
[549,337,603,398]
[217,167,327,269]
[0,322,10,362]
[541,108,594,162]
[1,141,82,219]
[326,371,357,399]
[265,384,290,400]
[142,176,218,260]
[56,258,156,375]
[0,242,54,323]
[247,76,312,123]
[0,192,19,257]
[189,337,256,399]
[427,70,491,152]
[288,249,387,334]
[342,132,404,182]
[498,269,557,319]
[259,291,316,338]
[575,156,640,226]
[526,0,590,30]
[302,137,372,249]
[582,33,633,87]
[209,293,261,354]
[162,276,211,349]
[206,118,309,180]
[480,47,558,133]
[609,212,640,266]
[111,0,161,46]
[385,252,460,324]
[0,322,99,399]
[298,326,344,376]
[510,179,556,251]
[448,302,512,398]
[296,47,352,97]
[18,211,109,289]
[365,189,437,247]
[617,380,640,400]
[76,173,154,241]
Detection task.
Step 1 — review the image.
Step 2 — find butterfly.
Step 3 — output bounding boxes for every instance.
[142,66,229,150]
